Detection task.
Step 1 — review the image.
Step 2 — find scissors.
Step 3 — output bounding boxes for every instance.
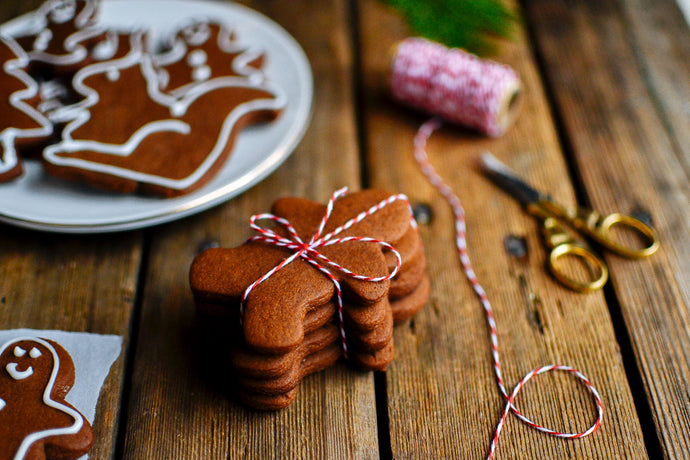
[480,153,659,292]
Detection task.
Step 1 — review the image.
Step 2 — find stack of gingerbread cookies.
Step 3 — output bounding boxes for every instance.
[190,189,429,409]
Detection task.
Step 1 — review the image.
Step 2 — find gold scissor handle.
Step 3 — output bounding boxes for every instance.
[542,217,609,292]
[533,201,660,259]
[589,212,660,259]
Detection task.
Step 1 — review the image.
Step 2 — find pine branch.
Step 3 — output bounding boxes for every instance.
[385,0,516,55]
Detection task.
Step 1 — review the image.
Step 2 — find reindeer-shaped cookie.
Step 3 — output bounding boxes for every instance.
[0,337,93,460]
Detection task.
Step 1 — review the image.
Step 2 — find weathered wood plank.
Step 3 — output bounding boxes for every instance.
[357,0,648,457]
[0,3,143,460]
[121,1,380,458]
[622,0,690,175]
[0,227,142,460]
[523,0,690,456]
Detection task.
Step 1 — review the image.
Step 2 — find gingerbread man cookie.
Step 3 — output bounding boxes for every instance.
[0,35,53,182]
[42,23,286,197]
[0,337,94,460]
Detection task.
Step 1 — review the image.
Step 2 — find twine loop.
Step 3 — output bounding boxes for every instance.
[240,187,411,358]
[414,117,604,459]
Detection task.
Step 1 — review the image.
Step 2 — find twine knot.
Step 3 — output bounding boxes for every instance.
[239,187,412,359]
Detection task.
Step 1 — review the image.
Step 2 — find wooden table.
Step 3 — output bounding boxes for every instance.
[2,0,689,458]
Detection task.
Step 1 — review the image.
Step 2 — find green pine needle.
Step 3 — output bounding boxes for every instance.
[385,0,516,55]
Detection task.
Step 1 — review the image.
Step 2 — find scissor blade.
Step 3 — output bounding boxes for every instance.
[479,152,548,207]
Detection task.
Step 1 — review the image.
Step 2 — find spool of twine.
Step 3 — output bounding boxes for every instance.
[389,37,522,137]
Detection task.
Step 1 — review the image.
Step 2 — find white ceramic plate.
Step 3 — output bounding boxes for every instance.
[0,0,312,233]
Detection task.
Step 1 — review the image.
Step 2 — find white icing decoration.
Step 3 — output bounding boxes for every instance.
[43,26,287,191]
[23,0,104,66]
[192,65,211,82]
[41,80,67,100]
[38,99,65,115]
[49,0,77,24]
[33,29,52,52]
[38,0,97,28]
[13,346,26,357]
[0,37,53,174]
[153,20,266,98]
[107,68,120,81]
[187,49,207,67]
[182,21,211,46]
[91,31,119,61]
[36,80,69,116]
[6,362,33,380]
[54,113,192,155]
[157,68,170,90]
[73,0,98,28]
[30,347,42,358]
[0,397,5,411]
[0,337,85,460]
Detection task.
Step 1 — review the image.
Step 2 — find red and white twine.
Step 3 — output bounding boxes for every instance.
[414,118,603,459]
[240,187,413,359]
[390,38,522,137]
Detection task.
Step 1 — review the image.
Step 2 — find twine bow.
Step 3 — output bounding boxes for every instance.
[239,187,414,358]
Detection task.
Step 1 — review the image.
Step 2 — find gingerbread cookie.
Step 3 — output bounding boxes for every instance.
[14,0,108,76]
[191,190,410,353]
[0,337,94,460]
[153,19,264,97]
[0,35,53,182]
[42,22,286,197]
[190,189,429,409]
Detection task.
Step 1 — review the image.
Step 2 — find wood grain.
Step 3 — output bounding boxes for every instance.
[120,1,380,458]
[523,0,690,456]
[2,0,688,458]
[356,0,648,457]
[621,0,690,175]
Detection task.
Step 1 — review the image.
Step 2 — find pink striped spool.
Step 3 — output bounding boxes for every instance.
[389,37,522,137]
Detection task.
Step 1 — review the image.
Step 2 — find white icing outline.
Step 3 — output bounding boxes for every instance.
[90,29,120,61]
[33,29,52,51]
[21,0,104,67]
[36,79,71,119]
[44,24,286,191]
[49,1,78,25]
[0,35,53,175]
[6,363,33,380]
[0,337,85,460]
[181,21,210,46]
